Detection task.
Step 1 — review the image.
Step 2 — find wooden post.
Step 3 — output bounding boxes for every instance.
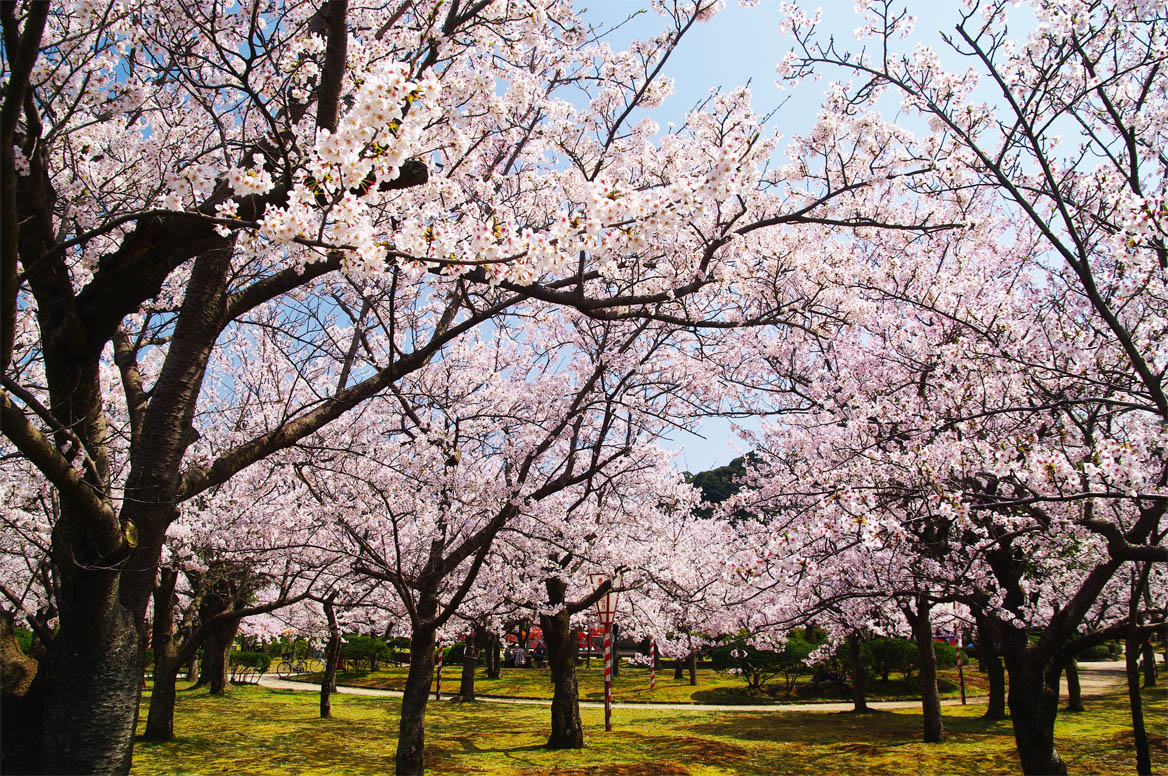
[957,649,966,705]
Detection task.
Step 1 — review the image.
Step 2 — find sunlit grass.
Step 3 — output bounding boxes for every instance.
[311,664,989,705]
[131,680,1165,775]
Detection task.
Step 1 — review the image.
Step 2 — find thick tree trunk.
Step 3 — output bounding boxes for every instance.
[38,574,149,775]
[687,652,697,686]
[906,598,943,743]
[142,627,206,744]
[543,613,585,748]
[396,622,437,776]
[975,612,1007,720]
[186,653,199,683]
[37,518,161,776]
[457,644,477,701]
[458,626,488,701]
[1064,658,1084,712]
[541,580,585,749]
[1140,640,1156,688]
[485,633,501,680]
[320,596,341,719]
[1126,633,1152,774]
[674,657,684,680]
[847,631,870,712]
[203,618,240,695]
[0,614,42,775]
[1001,626,1067,775]
[143,661,180,742]
[144,567,182,742]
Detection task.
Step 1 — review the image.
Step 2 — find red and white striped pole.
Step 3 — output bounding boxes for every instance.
[650,640,656,691]
[588,572,620,732]
[434,642,443,700]
[603,625,613,732]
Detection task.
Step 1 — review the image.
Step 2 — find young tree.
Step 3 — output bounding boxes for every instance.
[142,462,340,741]
[285,309,697,773]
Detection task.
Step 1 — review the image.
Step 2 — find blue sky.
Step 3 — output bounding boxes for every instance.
[582,0,990,471]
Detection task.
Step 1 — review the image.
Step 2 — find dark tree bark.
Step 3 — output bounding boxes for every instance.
[1126,634,1152,775]
[143,660,180,742]
[1000,625,1067,775]
[687,651,697,686]
[142,568,179,743]
[541,580,584,749]
[320,595,341,719]
[974,611,1007,720]
[396,603,437,776]
[674,657,684,680]
[186,653,199,684]
[486,633,501,679]
[905,598,943,743]
[457,628,482,702]
[1064,657,1084,712]
[847,631,870,713]
[143,567,211,743]
[543,614,584,748]
[203,617,241,695]
[1140,640,1156,688]
[37,552,153,776]
[1126,565,1153,776]
[0,612,43,775]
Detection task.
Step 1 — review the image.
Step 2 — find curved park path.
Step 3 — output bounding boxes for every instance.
[258,660,1129,713]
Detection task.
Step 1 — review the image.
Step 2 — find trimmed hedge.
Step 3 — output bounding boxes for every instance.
[230,650,272,674]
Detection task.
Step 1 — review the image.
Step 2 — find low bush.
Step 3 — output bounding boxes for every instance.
[1079,641,1122,661]
[868,637,917,682]
[230,651,272,674]
[444,641,466,665]
[341,635,390,671]
[934,641,957,670]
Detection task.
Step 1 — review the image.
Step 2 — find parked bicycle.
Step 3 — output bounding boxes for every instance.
[275,655,325,678]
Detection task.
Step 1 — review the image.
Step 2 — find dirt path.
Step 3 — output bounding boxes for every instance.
[1066,660,1130,697]
[257,660,1129,713]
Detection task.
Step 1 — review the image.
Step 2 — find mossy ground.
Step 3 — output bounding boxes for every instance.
[131,680,1166,775]
[309,664,989,705]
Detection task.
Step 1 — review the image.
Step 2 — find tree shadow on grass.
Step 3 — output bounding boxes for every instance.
[689,687,775,705]
[691,707,1013,743]
[452,736,546,754]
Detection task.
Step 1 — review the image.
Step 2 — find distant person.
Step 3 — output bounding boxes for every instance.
[514,646,527,667]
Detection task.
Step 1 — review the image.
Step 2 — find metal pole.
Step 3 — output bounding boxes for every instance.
[650,640,656,691]
[435,642,443,701]
[604,625,613,731]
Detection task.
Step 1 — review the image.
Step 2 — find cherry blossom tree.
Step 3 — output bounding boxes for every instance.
[489,448,716,749]
[708,2,1168,771]
[1,0,956,770]
[143,459,343,742]
[733,205,1163,770]
[286,307,729,773]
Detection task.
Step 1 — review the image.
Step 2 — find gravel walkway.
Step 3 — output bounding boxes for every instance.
[257,660,1131,713]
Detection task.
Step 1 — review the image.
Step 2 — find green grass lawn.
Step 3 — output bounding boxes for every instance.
[131,680,1166,775]
[307,664,989,705]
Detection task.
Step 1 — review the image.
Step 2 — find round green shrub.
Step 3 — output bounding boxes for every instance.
[230,650,272,673]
